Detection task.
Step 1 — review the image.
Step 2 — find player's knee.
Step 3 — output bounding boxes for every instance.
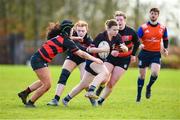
[43,82,51,92]
[58,69,71,85]
[151,71,158,77]
[82,82,89,89]
[107,82,114,89]
[103,69,110,79]
[151,72,158,81]
[139,73,145,79]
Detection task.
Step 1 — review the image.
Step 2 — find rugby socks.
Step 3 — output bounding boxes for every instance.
[96,85,105,96]
[63,94,72,102]
[54,95,60,101]
[147,75,158,89]
[27,100,34,105]
[137,78,144,96]
[88,85,96,92]
[22,87,31,95]
[97,97,105,105]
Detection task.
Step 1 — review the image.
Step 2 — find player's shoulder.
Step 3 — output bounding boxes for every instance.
[158,23,166,29]
[125,25,136,32]
[141,23,148,29]
[95,31,106,39]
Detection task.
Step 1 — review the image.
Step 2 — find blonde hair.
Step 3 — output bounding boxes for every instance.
[114,11,126,19]
[105,19,118,29]
[74,20,88,31]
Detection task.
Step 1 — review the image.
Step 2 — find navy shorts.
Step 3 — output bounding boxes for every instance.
[66,52,85,65]
[85,60,98,76]
[138,50,161,68]
[105,55,131,70]
[30,52,48,70]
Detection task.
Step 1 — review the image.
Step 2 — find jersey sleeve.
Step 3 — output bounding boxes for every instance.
[163,27,169,48]
[85,34,93,45]
[75,42,87,51]
[116,33,123,44]
[131,30,140,56]
[93,33,103,47]
[63,37,79,53]
[137,26,144,38]
[163,27,168,40]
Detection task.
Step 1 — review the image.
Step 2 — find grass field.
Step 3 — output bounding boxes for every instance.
[0,65,180,119]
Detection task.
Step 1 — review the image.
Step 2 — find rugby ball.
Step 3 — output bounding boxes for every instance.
[98,41,110,59]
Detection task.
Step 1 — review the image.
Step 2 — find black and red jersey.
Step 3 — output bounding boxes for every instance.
[93,31,123,60]
[38,35,79,62]
[118,25,140,57]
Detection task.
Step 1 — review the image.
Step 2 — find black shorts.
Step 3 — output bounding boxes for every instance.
[138,50,161,68]
[66,52,85,65]
[30,52,48,70]
[85,60,98,76]
[105,55,131,70]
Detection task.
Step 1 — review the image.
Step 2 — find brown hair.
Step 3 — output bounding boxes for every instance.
[150,8,160,14]
[105,19,118,29]
[74,20,88,31]
[46,22,61,40]
[114,11,126,19]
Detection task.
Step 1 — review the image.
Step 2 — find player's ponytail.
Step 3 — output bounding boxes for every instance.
[46,20,74,40]
[46,22,61,40]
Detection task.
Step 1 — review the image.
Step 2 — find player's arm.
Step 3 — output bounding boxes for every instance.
[130,30,140,62]
[86,46,109,53]
[75,50,103,64]
[132,30,140,56]
[111,34,128,57]
[162,27,169,56]
[87,34,110,53]
[115,34,128,52]
[70,31,84,42]
[137,26,144,49]
[70,36,83,42]
[64,38,103,64]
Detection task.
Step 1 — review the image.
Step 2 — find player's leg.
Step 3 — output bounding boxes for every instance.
[79,62,86,80]
[79,62,96,106]
[47,59,77,106]
[136,68,147,102]
[62,71,94,106]
[18,80,42,105]
[146,63,160,99]
[98,66,126,105]
[136,50,149,102]
[96,74,111,96]
[85,62,110,99]
[26,67,52,107]
[95,62,113,96]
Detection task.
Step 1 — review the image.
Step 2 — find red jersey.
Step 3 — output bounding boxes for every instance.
[38,35,78,62]
[138,22,168,52]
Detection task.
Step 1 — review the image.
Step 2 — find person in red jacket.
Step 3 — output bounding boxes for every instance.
[136,8,169,102]
[17,19,103,107]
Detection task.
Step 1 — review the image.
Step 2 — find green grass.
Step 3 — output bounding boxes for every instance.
[0,65,180,119]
